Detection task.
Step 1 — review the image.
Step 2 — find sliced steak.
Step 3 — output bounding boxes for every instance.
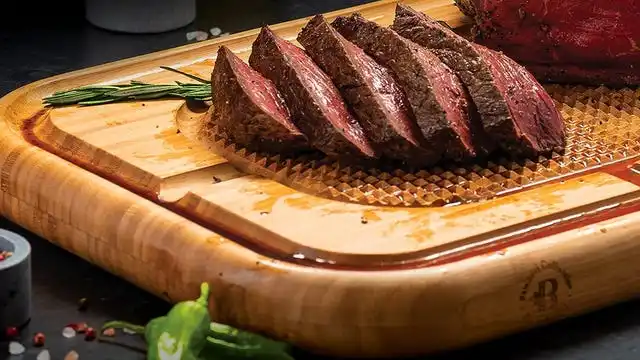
[332,13,492,161]
[474,44,566,155]
[248,26,377,160]
[298,14,438,166]
[392,4,565,157]
[211,46,309,154]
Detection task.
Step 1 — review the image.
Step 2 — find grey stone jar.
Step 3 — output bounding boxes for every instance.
[85,0,197,34]
[0,229,31,331]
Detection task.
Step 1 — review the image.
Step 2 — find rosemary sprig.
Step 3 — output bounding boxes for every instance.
[42,66,212,107]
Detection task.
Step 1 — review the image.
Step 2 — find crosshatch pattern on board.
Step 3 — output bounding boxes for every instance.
[201,85,640,207]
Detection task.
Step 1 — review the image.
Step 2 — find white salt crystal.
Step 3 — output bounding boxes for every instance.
[187,30,209,42]
[186,31,198,41]
[195,31,208,42]
[8,341,25,355]
[37,349,51,360]
[62,326,77,338]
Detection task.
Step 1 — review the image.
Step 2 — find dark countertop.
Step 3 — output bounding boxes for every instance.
[2,1,640,359]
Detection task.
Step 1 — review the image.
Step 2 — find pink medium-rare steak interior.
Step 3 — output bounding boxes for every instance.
[298,14,440,166]
[211,46,309,153]
[248,26,378,159]
[332,13,491,162]
[392,4,565,157]
[206,4,569,171]
[473,44,565,153]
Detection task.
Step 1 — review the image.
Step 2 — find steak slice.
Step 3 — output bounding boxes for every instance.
[392,4,565,157]
[248,26,377,160]
[211,46,309,154]
[298,14,439,166]
[332,13,492,161]
[455,0,640,87]
[474,44,566,155]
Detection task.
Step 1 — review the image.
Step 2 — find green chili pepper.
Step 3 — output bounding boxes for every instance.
[100,282,295,360]
[102,282,212,360]
[200,322,295,360]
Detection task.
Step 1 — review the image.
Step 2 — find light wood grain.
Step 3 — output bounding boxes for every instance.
[3,0,640,357]
[170,172,639,255]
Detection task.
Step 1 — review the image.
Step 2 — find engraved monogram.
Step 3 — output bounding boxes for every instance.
[520,260,572,312]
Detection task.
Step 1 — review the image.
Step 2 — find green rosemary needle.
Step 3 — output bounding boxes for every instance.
[42,66,212,107]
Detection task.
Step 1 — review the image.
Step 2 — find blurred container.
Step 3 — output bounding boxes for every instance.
[0,229,31,332]
[85,0,196,34]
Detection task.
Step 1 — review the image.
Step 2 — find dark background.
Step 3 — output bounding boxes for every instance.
[2,1,640,359]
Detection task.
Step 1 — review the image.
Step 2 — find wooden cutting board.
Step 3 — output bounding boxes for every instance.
[2,0,640,357]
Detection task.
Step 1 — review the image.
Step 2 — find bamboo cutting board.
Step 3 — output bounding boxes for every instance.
[2,0,640,357]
